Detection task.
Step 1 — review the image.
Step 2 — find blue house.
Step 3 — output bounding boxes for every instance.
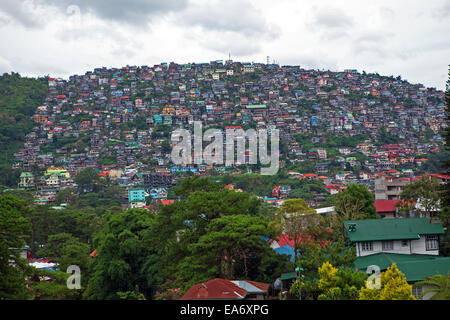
[128,189,146,207]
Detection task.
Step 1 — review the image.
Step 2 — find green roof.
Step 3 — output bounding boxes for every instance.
[20,172,34,178]
[344,218,444,242]
[355,253,450,282]
[281,272,297,280]
[246,104,267,109]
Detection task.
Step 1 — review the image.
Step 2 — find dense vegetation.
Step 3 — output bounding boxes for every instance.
[0,72,48,187]
[2,173,449,300]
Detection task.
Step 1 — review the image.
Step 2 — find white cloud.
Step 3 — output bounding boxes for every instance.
[0,0,447,90]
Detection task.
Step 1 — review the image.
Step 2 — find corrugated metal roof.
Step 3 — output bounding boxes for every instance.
[344,218,444,242]
[355,253,450,282]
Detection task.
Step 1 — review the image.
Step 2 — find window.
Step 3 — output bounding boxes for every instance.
[382,241,394,251]
[402,240,409,247]
[426,235,439,251]
[361,242,373,251]
[412,285,422,299]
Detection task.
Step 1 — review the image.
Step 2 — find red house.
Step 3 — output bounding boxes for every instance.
[374,200,399,218]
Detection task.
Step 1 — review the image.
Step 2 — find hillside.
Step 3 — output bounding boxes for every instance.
[0,72,48,186]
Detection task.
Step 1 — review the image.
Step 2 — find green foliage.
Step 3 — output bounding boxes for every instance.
[189,214,271,279]
[398,176,441,217]
[84,209,164,300]
[28,269,80,300]
[30,206,104,247]
[37,233,90,278]
[415,274,450,300]
[297,240,357,300]
[174,175,223,197]
[75,167,100,191]
[0,195,33,299]
[0,73,48,186]
[378,127,400,145]
[317,262,366,300]
[151,178,290,293]
[359,263,415,300]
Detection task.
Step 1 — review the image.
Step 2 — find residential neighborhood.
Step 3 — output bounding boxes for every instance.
[9,61,447,210]
[1,61,449,303]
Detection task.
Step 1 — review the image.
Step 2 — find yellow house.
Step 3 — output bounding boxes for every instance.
[45,167,70,179]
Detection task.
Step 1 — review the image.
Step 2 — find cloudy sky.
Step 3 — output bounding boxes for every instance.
[0,0,449,90]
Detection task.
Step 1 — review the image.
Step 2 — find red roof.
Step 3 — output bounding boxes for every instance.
[374,200,398,213]
[180,278,248,300]
[277,233,331,248]
[430,174,450,180]
[159,200,174,206]
[28,258,53,263]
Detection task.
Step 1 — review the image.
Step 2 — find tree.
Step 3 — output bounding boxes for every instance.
[75,167,99,193]
[0,195,33,299]
[330,184,379,240]
[152,183,286,293]
[398,176,442,219]
[274,199,329,262]
[359,263,415,300]
[37,233,90,280]
[187,214,272,280]
[174,175,223,198]
[296,240,357,300]
[27,269,80,300]
[84,209,164,300]
[415,274,450,300]
[0,73,48,186]
[316,262,367,300]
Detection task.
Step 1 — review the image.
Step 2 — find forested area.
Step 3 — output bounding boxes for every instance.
[0,72,48,187]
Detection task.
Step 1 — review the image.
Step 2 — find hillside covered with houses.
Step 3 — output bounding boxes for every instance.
[4,60,447,208]
[0,61,449,301]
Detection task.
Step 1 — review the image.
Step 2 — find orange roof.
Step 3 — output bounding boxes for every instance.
[304,173,318,177]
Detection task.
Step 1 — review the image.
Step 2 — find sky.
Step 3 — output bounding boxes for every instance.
[0,0,449,90]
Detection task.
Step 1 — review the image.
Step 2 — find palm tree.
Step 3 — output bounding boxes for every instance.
[415,274,450,300]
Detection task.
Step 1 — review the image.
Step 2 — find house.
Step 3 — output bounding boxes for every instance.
[243,65,254,73]
[355,253,450,299]
[128,188,147,208]
[375,176,411,200]
[18,172,35,189]
[45,173,60,187]
[344,218,444,257]
[344,218,449,299]
[180,278,270,300]
[374,200,399,218]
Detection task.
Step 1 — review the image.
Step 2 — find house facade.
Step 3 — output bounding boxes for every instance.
[344,218,449,300]
[344,218,444,257]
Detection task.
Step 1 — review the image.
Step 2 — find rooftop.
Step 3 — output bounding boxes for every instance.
[344,218,444,242]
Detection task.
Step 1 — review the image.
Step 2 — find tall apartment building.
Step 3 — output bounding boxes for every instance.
[375,176,411,200]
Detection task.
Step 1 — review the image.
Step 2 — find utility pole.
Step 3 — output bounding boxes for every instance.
[295,266,303,300]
